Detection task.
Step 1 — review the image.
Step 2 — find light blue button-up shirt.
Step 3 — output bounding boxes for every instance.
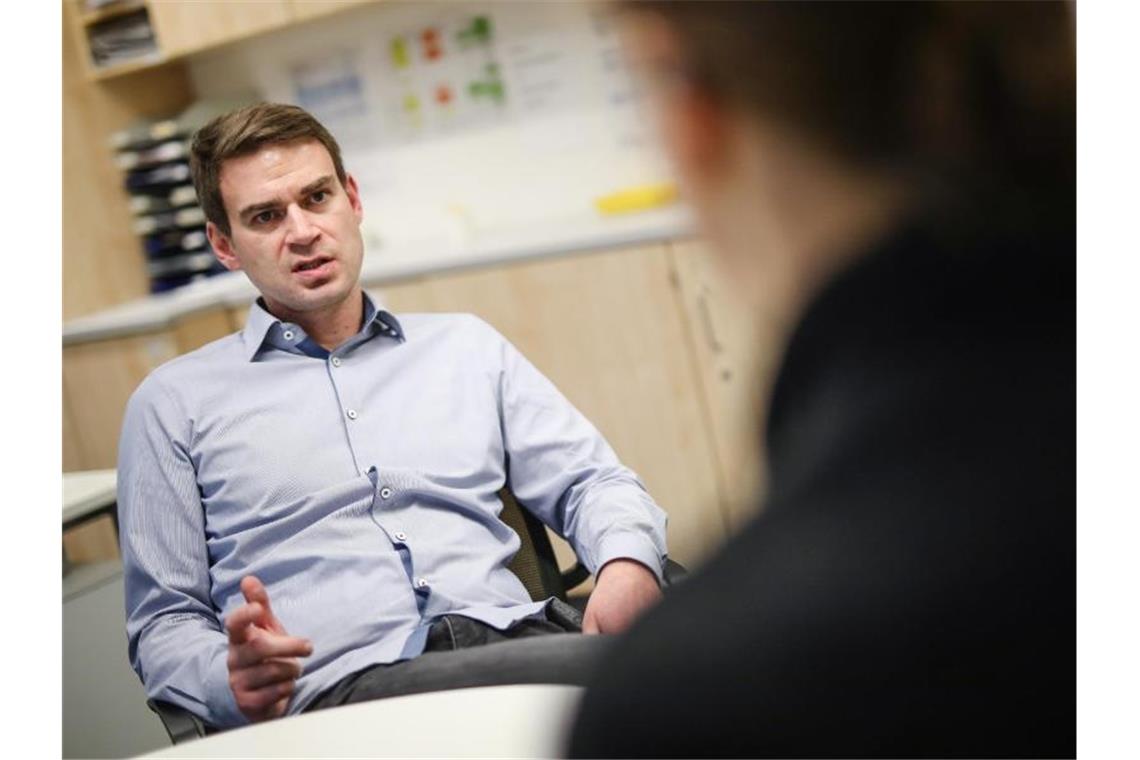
[117,294,668,728]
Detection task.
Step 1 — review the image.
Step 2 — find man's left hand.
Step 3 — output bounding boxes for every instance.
[582,558,663,635]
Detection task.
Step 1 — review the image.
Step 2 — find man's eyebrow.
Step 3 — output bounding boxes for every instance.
[299,175,335,196]
[237,176,335,221]
[238,198,282,221]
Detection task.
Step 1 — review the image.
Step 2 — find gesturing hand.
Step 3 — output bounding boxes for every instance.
[225,575,313,722]
[582,558,663,635]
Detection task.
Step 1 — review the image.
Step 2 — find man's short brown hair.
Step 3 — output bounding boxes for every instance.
[189,103,347,237]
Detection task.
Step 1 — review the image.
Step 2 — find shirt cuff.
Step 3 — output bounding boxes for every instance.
[207,645,248,728]
[592,531,665,585]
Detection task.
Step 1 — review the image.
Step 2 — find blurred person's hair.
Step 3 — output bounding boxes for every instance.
[619,1,1075,230]
[189,103,348,237]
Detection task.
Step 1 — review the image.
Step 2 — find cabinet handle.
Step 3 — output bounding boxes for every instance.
[697,291,723,353]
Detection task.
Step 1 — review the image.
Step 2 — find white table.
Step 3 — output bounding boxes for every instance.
[63,468,118,531]
[139,684,586,758]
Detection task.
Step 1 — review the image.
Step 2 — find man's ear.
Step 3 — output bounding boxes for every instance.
[207,222,242,271]
[344,173,364,225]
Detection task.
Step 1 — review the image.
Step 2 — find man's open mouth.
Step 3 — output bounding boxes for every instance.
[294,256,332,273]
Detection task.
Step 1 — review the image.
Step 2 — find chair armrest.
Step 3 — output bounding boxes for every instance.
[563,557,688,597]
[560,562,592,594]
[146,698,210,745]
[662,558,688,589]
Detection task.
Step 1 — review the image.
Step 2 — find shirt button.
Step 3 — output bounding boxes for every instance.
[346,409,358,420]
[331,357,342,367]
[416,578,430,589]
[394,531,407,541]
[283,330,295,340]
[379,487,393,499]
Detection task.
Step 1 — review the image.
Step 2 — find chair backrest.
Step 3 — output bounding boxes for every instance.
[498,487,569,602]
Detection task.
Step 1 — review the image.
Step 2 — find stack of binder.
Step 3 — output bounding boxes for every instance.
[110,100,254,293]
[86,6,159,70]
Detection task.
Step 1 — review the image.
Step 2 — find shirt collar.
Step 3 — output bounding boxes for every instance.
[240,292,405,362]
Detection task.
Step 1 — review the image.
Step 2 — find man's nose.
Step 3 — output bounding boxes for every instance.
[283,205,319,247]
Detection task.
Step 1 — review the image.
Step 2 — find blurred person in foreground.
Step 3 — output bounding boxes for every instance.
[569,2,1074,757]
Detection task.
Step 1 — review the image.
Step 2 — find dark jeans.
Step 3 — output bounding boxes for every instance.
[306,599,611,712]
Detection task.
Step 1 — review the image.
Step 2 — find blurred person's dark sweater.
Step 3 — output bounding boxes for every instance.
[569,206,1074,757]
[569,2,1074,755]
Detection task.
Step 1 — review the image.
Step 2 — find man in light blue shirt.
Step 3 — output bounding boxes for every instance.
[118,103,668,728]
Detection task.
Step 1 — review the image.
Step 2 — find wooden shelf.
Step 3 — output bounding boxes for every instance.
[80,0,147,27]
[87,50,169,82]
[76,0,383,82]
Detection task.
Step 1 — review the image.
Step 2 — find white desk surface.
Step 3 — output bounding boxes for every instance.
[140,684,586,759]
[63,469,117,525]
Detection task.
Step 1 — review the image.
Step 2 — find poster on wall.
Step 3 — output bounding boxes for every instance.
[290,51,373,150]
[215,1,678,256]
[381,13,508,140]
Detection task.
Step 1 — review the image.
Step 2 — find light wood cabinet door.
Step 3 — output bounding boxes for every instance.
[63,334,178,471]
[376,246,729,570]
[62,309,235,471]
[172,308,236,353]
[290,0,377,22]
[63,391,86,473]
[227,303,251,332]
[148,0,292,58]
[668,239,788,532]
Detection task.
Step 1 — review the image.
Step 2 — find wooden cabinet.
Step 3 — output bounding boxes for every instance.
[68,0,165,80]
[172,307,234,354]
[377,245,728,570]
[227,302,253,332]
[62,308,234,471]
[63,0,196,318]
[63,333,178,472]
[290,0,378,22]
[668,239,788,532]
[147,0,292,59]
[63,392,86,474]
[67,0,382,80]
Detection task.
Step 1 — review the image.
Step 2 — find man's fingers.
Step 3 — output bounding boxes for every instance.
[240,575,267,605]
[229,630,313,669]
[234,679,296,722]
[231,658,303,691]
[240,575,285,634]
[225,602,265,643]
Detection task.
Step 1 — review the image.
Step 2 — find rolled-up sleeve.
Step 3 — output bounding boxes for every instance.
[488,319,668,583]
[117,375,246,728]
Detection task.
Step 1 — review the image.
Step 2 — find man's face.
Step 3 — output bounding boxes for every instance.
[207,139,365,319]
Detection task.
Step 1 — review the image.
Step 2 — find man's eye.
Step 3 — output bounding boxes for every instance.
[254,210,278,225]
[311,190,328,204]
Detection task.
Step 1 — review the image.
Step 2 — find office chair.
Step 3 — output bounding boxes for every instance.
[147,487,687,744]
